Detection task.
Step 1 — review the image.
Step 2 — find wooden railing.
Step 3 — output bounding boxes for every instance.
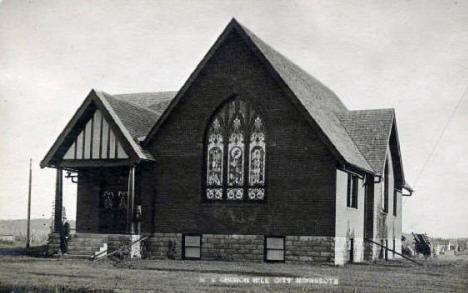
[364,238,422,266]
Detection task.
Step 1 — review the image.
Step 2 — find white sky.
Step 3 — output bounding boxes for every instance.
[0,0,467,238]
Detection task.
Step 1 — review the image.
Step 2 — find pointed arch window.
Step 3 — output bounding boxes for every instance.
[204,98,266,201]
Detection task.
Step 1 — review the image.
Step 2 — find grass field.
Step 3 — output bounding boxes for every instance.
[0,249,467,293]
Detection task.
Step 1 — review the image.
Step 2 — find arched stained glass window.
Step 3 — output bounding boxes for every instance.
[206,118,223,200]
[227,116,245,200]
[204,98,266,201]
[248,116,266,200]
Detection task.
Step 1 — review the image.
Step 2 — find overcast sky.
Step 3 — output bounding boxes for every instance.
[0,0,467,238]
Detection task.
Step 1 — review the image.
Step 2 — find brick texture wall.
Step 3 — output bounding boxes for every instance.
[141,30,338,237]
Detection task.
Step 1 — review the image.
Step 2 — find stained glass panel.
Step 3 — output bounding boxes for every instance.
[206,188,223,200]
[204,98,266,201]
[227,117,244,187]
[249,117,265,186]
[248,188,265,200]
[207,118,223,187]
[227,188,243,200]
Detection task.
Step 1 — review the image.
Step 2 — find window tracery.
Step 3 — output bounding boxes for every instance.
[204,98,266,201]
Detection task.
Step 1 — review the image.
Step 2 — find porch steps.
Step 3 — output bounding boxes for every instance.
[65,233,107,259]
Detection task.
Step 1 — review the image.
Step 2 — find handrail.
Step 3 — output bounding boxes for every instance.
[93,235,149,261]
[364,238,422,266]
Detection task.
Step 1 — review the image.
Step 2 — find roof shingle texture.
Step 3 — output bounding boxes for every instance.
[239,23,373,172]
[337,109,395,174]
[103,92,177,141]
[99,21,397,176]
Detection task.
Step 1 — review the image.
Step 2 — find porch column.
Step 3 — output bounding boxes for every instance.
[53,168,63,233]
[126,166,136,234]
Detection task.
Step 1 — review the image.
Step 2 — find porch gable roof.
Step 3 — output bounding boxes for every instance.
[40,90,155,168]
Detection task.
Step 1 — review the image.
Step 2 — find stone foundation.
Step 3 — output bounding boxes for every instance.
[286,236,335,263]
[107,234,142,258]
[47,233,142,259]
[46,233,61,256]
[334,237,364,265]
[143,233,335,264]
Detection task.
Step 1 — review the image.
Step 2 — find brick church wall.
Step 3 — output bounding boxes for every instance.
[141,30,338,239]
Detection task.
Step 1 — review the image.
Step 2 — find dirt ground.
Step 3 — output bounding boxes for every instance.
[0,249,466,292]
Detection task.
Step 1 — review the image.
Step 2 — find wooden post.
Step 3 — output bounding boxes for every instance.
[126,166,135,234]
[26,159,32,248]
[385,239,389,261]
[54,168,63,234]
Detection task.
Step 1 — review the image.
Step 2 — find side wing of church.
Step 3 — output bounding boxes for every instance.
[41,19,412,265]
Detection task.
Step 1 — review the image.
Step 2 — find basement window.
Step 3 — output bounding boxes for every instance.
[265,236,285,262]
[347,174,358,209]
[183,234,201,260]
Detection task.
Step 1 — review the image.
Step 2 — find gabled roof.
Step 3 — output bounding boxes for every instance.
[104,92,176,141]
[40,90,158,168]
[337,109,395,174]
[337,109,409,190]
[42,19,410,185]
[142,18,373,173]
[113,91,177,113]
[238,22,373,172]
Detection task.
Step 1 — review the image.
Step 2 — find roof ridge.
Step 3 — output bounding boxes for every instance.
[114,90,178,96]
[108,93,160,114]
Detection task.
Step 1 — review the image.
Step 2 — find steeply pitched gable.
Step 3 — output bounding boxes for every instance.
[337,109,407,188]
[337,109,395,174]
[142,18,373,173]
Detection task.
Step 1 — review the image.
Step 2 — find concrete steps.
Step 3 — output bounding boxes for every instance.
[66,233,108,258]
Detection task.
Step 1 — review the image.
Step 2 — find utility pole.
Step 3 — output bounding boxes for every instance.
[26,158,32,248]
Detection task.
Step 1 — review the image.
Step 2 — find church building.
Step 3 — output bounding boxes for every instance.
[41,19,412,265]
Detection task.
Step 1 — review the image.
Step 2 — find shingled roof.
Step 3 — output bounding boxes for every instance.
[42,19,407,183]
[105,91,177,141]
[236,21,373,172]
[337,109,395,174]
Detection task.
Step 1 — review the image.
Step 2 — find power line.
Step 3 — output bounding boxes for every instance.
[413,84,468,188]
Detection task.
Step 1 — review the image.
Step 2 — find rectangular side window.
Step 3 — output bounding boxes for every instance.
[383,161,389,213]
[265,236,285,262]
[352,176,358,209]
[347,173,358,209]
[347,174,351,207]
[183,234,201,260]
[393,189,397,216]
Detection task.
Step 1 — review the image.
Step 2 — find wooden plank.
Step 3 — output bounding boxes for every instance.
[101,117,109,159]
[117,142,129,159]
[92,111,101,159]
[76,132,84,159]
[60,159,133,168]
[84,119,92,159]
[109,130,116,159]
[63,142,75,159]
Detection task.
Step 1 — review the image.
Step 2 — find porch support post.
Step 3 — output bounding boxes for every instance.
[126,166,136,234]
[54,168,63,233]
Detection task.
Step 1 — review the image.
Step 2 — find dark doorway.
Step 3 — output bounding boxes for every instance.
[98,168,129,233]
